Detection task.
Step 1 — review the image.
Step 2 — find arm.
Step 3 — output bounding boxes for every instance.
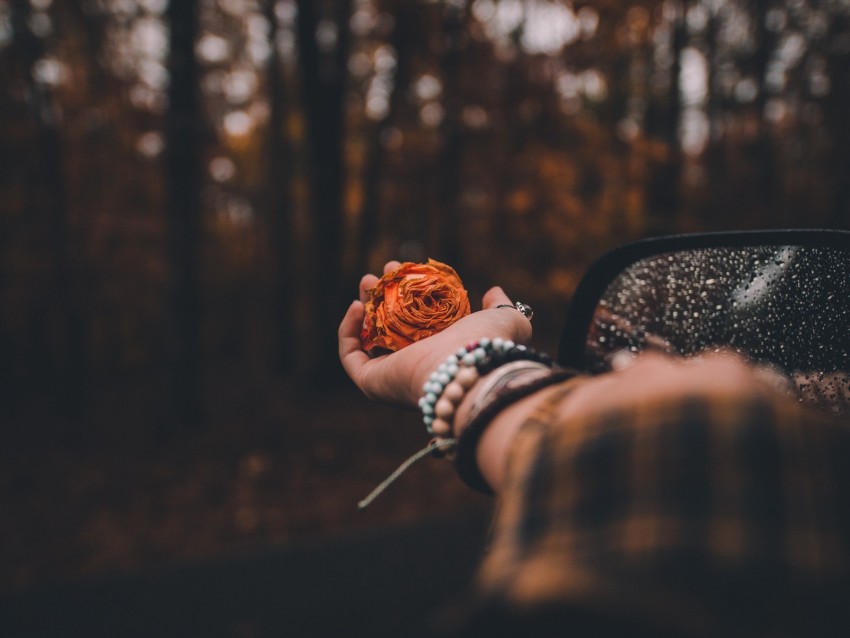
[444,350,794,492]
[339,263,789,496]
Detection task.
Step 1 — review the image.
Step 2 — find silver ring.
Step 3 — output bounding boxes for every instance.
[497,301,534,321]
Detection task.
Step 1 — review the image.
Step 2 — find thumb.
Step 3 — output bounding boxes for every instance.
[481,286,512,310]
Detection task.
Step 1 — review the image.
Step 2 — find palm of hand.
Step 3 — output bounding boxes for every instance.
[338,262,532,409]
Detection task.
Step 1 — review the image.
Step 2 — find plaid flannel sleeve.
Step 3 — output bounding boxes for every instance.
[470,384,850,637]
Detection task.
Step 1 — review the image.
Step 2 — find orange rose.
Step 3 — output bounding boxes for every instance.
[361,259,472,353]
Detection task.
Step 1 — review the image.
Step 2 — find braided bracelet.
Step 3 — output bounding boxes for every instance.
[418,338,554,442]
[453,368,580,493]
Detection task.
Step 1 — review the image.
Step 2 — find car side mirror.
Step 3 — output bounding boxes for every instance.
[557,230,850,413]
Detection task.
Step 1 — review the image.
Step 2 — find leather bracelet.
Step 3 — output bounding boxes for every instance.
[454,366,579,493]
[464,360,555,426]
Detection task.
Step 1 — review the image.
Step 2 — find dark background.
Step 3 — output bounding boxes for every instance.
[2,0,849,634]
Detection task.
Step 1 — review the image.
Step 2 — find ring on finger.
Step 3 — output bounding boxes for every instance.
[496,301,534,322]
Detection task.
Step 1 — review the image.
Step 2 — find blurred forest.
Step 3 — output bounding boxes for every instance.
[3,0,850,593]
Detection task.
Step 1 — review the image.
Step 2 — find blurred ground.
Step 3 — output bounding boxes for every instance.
[0,364,492,596]
[2,507,491,637]
[1,297,569,597]
[0,298,567,638]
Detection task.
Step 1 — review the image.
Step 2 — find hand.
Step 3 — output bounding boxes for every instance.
[338,261,533,409]
[558,350,791,423]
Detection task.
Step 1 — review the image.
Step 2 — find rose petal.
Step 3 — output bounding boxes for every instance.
[360,259,471,352]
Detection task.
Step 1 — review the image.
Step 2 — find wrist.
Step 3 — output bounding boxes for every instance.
[417,338,551,438]
[453,366,579,492]
[414,337,579,494]
[453,360,554,439]
[404,303,533,407]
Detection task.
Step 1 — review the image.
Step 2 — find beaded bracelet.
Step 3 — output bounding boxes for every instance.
[418,338,555,441]
[359,339,565,509]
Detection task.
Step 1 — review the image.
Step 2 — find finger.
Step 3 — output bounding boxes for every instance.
[383,260,402,274]
[338,299,365,352]
[479,286,534,344]
[338,300,370,378]
[613,351,676,375]
[481,285,512,309]
[359,274,379,303]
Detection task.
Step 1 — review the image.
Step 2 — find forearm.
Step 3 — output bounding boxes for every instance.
[449,351,792,494]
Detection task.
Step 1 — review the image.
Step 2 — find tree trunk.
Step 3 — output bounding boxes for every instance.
[648,0,685,233]
[702,2,723,230]
[263,0,297,372]
[825,18,850,230]
[165,0,203,427]
[355,3,416,276]
[432,3,471,269]
[9,0,86,418]
[752,0,777,225]
[295,0,353,377]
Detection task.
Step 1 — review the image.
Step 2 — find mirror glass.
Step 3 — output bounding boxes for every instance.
[584,244,850,413]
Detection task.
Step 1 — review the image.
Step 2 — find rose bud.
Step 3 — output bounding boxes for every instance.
[360,259,472,354]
